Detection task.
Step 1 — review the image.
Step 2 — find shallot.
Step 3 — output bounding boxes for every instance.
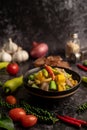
[30,41,48,58]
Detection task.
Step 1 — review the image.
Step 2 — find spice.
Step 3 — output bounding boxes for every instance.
[63,115,87,126]
[65,33,81,62]
[80,47,87,61]
[0,97,58,124]
[57,115,81,127]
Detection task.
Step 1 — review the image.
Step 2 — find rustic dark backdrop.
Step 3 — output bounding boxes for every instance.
[0,0,87,55]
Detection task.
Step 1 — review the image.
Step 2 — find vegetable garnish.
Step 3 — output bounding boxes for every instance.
[45,64,55,80]
[57,115,87,127]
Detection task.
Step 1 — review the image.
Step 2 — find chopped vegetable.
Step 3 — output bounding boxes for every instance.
[28,74,35,80]
[27,66,78,92]
[45,64,55,80]
[49,80,57,90]
[42,69,48,77]
[56,74,66,83]
[57,83,66,91]
[32,83,39,88]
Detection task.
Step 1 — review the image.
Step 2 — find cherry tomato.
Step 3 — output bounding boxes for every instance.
[6,95,17,105]
[21,115,38,127]
[6,62,19,75]
[9,108,26,121]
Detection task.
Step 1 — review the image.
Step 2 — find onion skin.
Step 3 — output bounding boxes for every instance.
[30,42,48,58]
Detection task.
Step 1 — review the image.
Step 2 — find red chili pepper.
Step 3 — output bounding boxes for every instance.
[63,115,87,126]
[77,64,87,71]
[57,115,81,127]
[44,64,55,80]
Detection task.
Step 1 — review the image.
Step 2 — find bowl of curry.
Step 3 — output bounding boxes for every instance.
[23,65,81,99]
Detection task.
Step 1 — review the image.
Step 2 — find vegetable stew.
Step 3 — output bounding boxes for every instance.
[26,65,78,92]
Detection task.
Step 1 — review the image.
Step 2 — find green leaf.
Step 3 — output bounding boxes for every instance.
[0,113,15,130]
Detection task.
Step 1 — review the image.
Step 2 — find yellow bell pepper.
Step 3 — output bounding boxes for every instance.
[58,83,66,91]
[56,74,66,83]
[35,71,45,82]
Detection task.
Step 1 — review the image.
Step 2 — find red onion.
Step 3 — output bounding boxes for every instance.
[30,41,48,58]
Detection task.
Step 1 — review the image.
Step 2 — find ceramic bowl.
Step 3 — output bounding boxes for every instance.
[23,67,81,99]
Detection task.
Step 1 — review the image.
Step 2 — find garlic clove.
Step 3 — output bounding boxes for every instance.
[3,38,18,54]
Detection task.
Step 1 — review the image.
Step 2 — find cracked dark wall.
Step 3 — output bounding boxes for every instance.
[0,0,87,54]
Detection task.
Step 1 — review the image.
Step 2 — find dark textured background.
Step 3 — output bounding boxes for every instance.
[0,0,87,55]
[0,1,87,130]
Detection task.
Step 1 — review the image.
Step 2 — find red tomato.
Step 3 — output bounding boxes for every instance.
[6,95,17,105]
[6,62,19,75]
[9,108,26,121]
[21,115,38,127]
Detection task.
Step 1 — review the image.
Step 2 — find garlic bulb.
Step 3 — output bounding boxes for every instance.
[0,50,12,62]
[3,38,18,54]
[12,47,29,62]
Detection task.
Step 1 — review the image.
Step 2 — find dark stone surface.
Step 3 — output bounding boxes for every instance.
[0,60,87,130]
[0,0,87,129]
